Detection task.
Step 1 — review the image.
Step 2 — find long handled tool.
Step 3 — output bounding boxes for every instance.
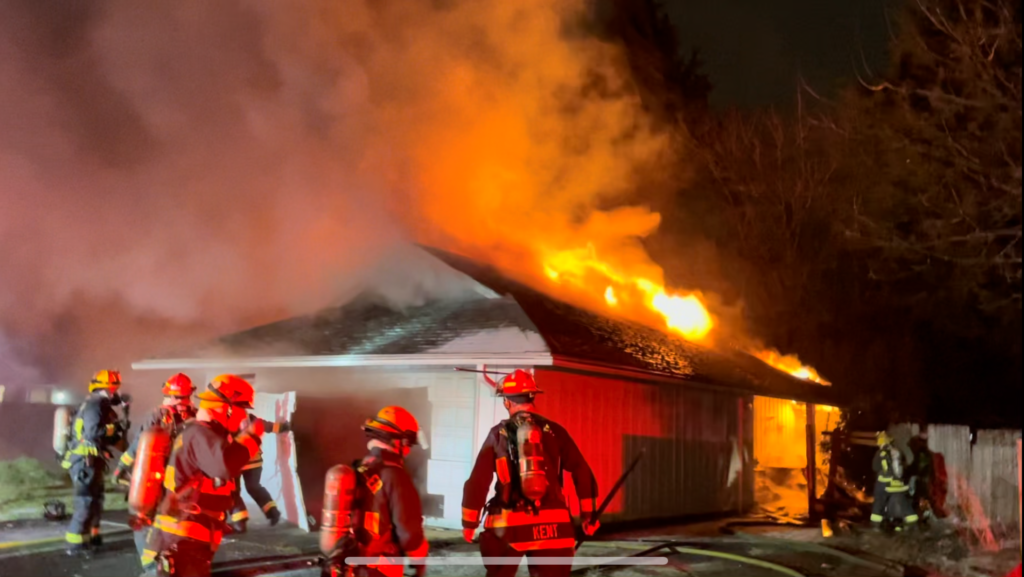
[454,366,504,389]
[575,449,646,551]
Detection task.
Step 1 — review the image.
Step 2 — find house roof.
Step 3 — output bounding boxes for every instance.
[423,248,842,405]
[134,246,842,405]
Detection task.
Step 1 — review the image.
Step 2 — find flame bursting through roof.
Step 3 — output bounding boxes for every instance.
[542,244,829,385]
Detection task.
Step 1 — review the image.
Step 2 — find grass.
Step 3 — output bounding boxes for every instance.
[0,457,63,488]
[0,458,127,522]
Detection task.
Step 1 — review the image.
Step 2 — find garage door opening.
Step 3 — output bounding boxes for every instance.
[753,397,840,520]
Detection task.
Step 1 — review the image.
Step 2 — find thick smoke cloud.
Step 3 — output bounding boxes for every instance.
[0,0,675,384]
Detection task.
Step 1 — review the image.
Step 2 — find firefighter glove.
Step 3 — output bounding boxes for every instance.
[462,528,476,544]
[246,419,266,438]
[582,518,600,537]
[113,466,131,486]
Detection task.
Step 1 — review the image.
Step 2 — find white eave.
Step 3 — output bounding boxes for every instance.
[132,352,554,371]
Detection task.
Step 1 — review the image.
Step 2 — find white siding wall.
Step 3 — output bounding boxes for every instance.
[426,374,477,527]
[204,366,480,528]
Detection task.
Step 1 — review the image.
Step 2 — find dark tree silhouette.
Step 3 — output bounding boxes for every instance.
[601,0,713,124]
[845,0,1022,314]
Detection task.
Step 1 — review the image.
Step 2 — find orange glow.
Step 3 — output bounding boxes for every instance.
[755,350,831,385]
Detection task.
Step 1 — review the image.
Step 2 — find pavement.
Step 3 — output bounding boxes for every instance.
[1,511,1019,577]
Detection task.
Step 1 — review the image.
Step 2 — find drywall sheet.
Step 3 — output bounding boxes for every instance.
[246,391,309,531]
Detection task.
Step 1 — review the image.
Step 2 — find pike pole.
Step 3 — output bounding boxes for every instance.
[575,449,646,551]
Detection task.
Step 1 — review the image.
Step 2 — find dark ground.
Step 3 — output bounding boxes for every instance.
[3,510,1020,577]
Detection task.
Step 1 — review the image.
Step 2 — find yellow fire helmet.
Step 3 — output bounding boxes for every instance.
[89,370,122,393]
[877,431,893,446]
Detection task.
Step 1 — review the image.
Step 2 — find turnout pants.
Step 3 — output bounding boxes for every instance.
[229,467,278,530]
[144,520,223,577]
[480,530,575,577]
[242,467,277,518]
[871,481,919,526]
[134,527,151,571]
[154,537,214,577]
[65,462,105,549]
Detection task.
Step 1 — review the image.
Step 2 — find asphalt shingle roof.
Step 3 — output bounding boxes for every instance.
[177,247,840,404]
[424,248,841,405]
[205,294,538,357]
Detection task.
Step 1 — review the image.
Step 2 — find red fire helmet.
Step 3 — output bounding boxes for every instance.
[497,369,542,397]
[162,373,195,398]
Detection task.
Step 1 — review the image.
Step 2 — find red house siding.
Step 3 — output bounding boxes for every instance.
[536,368,754,523]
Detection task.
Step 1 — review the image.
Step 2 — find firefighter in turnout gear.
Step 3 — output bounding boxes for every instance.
[461,370,598,577]
[141,375,265,577]
[115,374,197,483]
[227,414,292,532]
[113,374,197,567]
[322,406,429,577]
[65,370,128,556]
[871,432,920,531]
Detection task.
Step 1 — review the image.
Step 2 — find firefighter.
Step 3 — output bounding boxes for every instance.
[114,373,197,483]
[227,413,292,532]
[64,370,129,556]
[908,432,934,521]
[871,431,920,532]
[112,374,197,567]
[323,406,429,577]
[141,375,266,577]
[461,370,598,577]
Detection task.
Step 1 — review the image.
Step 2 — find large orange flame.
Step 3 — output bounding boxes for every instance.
[543,244,714,342]
[541,244,828,384]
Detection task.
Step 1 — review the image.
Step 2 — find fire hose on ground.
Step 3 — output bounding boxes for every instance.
[569,540,808,577]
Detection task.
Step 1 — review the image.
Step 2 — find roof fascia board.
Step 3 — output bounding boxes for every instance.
[550,355,845,407]
[133,352,554,371]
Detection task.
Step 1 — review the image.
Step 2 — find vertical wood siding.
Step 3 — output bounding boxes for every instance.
[536,369,751,522]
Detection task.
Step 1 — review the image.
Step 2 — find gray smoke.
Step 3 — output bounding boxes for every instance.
[0,0,673,383]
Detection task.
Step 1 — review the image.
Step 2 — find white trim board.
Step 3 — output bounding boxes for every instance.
[132,352,554,371]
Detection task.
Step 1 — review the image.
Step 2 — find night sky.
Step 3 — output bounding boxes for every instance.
[664,0,894,108]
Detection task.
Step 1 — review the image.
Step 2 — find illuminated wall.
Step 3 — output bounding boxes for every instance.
[536,369,755,523]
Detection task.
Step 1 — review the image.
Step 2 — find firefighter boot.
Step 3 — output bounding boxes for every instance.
[229,519,248,534]
[267,506,282,527]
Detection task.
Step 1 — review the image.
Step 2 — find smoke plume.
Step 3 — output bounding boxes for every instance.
[0,0,677,383]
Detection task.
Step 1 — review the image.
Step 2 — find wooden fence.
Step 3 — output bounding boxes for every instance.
[928,425,1022,549]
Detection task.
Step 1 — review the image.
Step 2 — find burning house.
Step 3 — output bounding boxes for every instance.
[133,247,843,529]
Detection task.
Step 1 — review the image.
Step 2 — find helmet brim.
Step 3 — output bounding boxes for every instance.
[197,392,252,409]
[363,419,421,447]
[495,389,543,398]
